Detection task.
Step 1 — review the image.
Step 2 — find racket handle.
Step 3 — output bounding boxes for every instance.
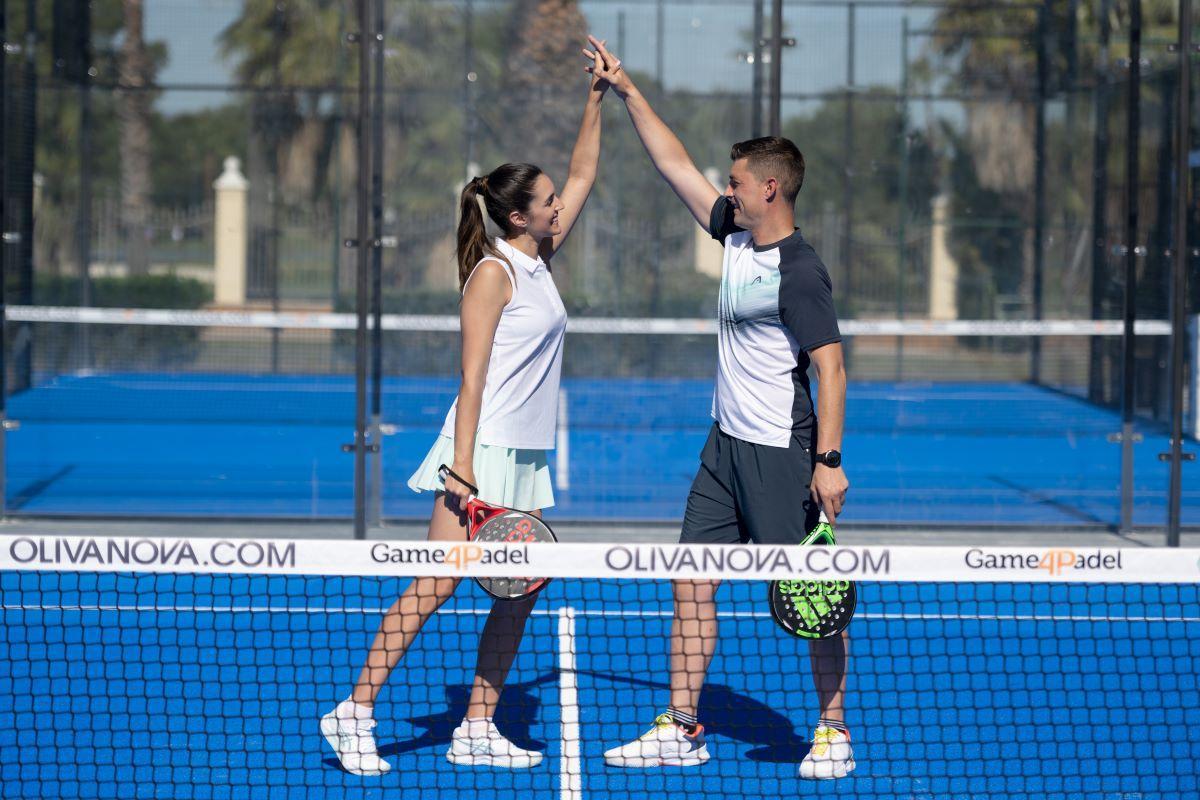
[438,463,480,495]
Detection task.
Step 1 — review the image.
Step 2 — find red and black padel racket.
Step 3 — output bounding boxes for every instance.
[438,464,557,600]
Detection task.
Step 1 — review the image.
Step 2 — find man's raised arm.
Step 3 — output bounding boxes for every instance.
[586,36,720,228]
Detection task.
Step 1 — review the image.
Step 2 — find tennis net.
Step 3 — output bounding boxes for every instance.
[2,533,1197,799]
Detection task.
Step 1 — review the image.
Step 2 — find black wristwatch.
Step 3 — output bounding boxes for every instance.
[816,450,842,468]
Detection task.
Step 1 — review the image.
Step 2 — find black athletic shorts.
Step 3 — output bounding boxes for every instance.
[679,422,820,545]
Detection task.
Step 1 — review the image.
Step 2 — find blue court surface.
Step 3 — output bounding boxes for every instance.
[1,571,1197,799]
[7,373,1197,527]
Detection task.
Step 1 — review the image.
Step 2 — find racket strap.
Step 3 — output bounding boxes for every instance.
[438,464,479,496]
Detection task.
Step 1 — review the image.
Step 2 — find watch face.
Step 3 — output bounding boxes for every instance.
[822,451,841,468]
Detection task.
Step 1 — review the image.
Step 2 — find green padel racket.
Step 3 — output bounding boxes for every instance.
[768,512,857,639]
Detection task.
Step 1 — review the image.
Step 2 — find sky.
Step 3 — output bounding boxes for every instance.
[146,0,935,116]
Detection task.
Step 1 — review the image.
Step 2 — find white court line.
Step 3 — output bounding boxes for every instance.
[557,608,581,800]
[5,604,1198,623]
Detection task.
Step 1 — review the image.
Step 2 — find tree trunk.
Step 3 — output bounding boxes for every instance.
[118,0,153,275]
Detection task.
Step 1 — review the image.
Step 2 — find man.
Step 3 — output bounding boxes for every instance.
[585,37,853,780]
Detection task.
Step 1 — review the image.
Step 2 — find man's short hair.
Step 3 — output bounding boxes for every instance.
[729,136,806,203]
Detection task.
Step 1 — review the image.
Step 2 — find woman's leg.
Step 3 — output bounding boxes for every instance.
[465,594,538,718]
[351,492,468,706]
[463,510,543,719]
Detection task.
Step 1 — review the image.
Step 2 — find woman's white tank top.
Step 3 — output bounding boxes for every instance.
[440,237,568,449]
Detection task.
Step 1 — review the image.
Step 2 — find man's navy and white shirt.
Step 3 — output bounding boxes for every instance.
[707,195,841,448]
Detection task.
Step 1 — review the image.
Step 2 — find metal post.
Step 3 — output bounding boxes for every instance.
[15,0,36,392]
[752,0,763,137]
[1165,0,1194,547]
[769,0,783,135]
[331,2,347,310]
[269,8,282,373]
[77,74,93,370]
[1064,0,1078,230]
[1,0,8,517]
[1089,0,1112,404]
[896,16,909,382]
[352,0,373,539]
[368,0,385,528]
[1031,4,1047,384]
[842,3,855,303]
[1120,0,1142,534]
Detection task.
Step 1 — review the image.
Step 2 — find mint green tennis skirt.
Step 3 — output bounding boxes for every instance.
[407,435,555,512]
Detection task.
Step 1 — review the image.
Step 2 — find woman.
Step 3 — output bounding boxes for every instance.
[321,44,612,775]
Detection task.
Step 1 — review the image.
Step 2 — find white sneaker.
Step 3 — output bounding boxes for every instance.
[798,726,855,780]
[445,718,544,768]
[604,713,710,767]
[320,699,392,776]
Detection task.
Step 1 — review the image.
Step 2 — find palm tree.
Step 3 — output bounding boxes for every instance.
[220,0,349,203]
[501,0,589,181]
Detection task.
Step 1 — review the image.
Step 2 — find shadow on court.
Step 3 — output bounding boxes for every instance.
[322,673,555,772]
[584,670,813,765]
[987,474,1110,527]
[10,465,75,510]
[699,684,812,763]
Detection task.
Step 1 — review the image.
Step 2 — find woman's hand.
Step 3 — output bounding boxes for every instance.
[443,462,477,513]
[583,35,630,97]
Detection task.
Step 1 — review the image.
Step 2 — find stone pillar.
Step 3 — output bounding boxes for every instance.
[928,193,959,320]
[213,156,249,306]
[694,167,725,279]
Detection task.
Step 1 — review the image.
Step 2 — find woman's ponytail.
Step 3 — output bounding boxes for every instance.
[454,164,542,291]
[456,178,494,292]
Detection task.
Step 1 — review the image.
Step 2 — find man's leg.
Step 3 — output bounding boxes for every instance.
[800,629,854,780]
[808,630,847,721]
[733,431,856,779]
[669,578,722,717]
[604,424,736,767]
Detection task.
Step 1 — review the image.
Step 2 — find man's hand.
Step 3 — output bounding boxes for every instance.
[811,464,849,525]
[583,35,632,97]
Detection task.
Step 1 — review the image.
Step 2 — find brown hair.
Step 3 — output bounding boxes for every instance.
[456,163,543,291]
[729,136,806,203]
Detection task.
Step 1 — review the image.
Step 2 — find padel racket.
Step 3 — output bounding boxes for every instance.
[768,512,857,639]
[438,464,557,600]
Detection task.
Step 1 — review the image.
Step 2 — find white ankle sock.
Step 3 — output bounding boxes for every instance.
[336,698,375,721]
[462,717,494,737]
